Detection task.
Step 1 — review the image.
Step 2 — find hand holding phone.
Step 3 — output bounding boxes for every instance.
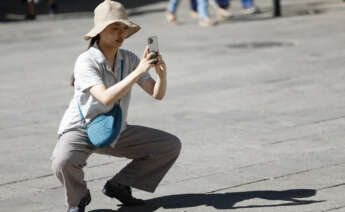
[148,36,159,64]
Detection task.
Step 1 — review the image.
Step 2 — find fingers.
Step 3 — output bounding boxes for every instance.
[140,49,166,73]
[147,52,157,60]
[143,46,149,58]
[156,54,162,61]
[145,52,158,64]
[148,58,158,65]
[156,54,165,65]
[154,55,167,72]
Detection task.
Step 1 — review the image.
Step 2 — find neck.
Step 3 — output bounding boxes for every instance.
[98,40,118,69]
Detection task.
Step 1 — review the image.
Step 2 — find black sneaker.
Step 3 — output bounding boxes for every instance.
[102,181,145,206]
[67,190,91,212]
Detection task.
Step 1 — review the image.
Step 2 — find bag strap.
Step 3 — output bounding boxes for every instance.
[77,103,87,128]
[77,59,124,127]
[121,59,124,81]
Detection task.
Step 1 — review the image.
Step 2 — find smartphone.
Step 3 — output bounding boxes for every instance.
[148,36,159,64]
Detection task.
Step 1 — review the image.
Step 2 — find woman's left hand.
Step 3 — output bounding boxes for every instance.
[154,54,167,78]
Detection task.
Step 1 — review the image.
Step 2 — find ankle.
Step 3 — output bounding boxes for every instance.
[166,12,178,24]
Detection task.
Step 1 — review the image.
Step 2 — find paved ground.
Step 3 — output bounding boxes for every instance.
[1,0,345,211]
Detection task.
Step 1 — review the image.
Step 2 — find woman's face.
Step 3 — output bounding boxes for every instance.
[100,22,129,48]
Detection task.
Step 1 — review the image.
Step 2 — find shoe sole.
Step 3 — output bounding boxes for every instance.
[102,187,145,206]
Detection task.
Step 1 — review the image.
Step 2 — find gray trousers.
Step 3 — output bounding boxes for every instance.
[51,125,181,209]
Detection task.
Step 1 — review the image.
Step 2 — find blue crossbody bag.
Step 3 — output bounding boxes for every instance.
[77,60,124,148]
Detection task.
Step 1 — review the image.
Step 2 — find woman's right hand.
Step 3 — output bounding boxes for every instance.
[135,46,158,75]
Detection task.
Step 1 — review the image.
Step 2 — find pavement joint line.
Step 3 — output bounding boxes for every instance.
[266,134,318,145]
[234,160,276,170]
[205,162,345,194]
[206,178,270,193]
[272,169,317,180]
[322,205,345,212]
[273,162,345,180]
[291,115,345,128]
[0,173,53,187]
[0,161,119,187]
[317,182,345,191]
[230,201,325,210]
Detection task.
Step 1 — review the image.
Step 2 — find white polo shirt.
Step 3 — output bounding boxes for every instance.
[57,44,150,144]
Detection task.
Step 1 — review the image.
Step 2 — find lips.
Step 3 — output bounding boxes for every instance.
[116,38,123,43]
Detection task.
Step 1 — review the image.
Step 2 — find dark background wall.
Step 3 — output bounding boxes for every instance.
[0,0,167,17]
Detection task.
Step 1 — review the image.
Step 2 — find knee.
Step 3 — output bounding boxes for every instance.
[52,156,67,173]
[169,134,182,155]
[51,156,77,174]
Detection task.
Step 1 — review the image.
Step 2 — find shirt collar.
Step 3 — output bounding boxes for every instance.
[89,42,123,72]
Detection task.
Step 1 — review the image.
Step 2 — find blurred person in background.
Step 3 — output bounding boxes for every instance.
[22,0,58,20]
[190,0,232,20]
[51,0,181,211]
[166,0,217,26]
[47,0,58,14]
[190,0,259,20]
[241,0,260,14]
[22,0,37,20]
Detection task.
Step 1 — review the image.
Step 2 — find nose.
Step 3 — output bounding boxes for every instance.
[117,29,125,38]
[120,31,125,38]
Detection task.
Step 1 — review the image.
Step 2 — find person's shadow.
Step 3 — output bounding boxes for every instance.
[89,189,325,212]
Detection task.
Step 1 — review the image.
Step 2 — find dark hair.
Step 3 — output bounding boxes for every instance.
[88,34,100,49]
[70,35,100,87]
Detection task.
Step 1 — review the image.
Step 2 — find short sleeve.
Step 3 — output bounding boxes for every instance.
[73,55,104,92]
[129,52,151,85]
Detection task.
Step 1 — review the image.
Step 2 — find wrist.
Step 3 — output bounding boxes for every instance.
[131,68,145,81]
[134,67,145,77]
[157,71,167,79]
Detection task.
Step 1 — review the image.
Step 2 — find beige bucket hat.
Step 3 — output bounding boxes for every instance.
[84,0,141,40]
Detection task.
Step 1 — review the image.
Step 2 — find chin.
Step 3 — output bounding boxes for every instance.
[113,42,123,48]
